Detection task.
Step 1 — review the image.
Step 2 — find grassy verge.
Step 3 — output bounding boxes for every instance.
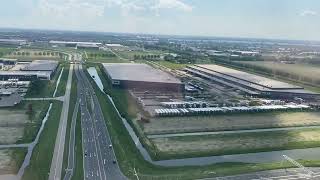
[61,72,77,178]
[85,66,320,179]
[55,64,70,97]
[21,101,63,180]
[9,148,28,174]
[151,128,320,160]
[71,110,83,180]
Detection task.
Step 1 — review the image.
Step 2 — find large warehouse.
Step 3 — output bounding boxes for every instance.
[0,60,58,80]
[103,63,184,92]
[185,64,320,99]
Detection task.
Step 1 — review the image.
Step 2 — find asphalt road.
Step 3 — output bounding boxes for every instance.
[75,60,126,180]
[49,64,74,180]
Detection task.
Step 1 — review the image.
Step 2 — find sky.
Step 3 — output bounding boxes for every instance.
[0,0,319,41]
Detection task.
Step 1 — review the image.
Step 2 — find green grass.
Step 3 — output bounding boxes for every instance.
[61,72,77,178]
[55,64,70,97]
[0,47,15,57]
[71,110,84,180]
[84,65,320,179]
[151,128,320,160]
[10,148,28,174]
[21,101,63,180]
[154,61,188,70]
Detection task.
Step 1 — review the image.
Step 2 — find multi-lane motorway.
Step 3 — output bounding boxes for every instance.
[74,59,126,180]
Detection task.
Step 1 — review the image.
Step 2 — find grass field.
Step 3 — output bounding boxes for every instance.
[0,47,15,57]
[85,65,320,179]
[55,64,70,97]
[0,148,27,175]
[144,111,320,135]
[0,101,50,144]
[115,49,164,60]
[151,128,320,159]
[21,101,62,180]
[154,61,188,70]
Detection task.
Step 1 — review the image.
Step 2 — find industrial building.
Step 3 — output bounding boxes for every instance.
[0,60,58,80]
[103,63,184,92]
[0,39,27,46]
[49,40,101,50]
[185,64,320,99]
[0,58,17,65]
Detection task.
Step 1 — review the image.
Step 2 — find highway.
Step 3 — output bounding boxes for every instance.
[74,54,126,180]
[49,64,74,180]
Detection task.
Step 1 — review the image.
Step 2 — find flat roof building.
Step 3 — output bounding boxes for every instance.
[185,64,320,99]
[103,63,184,92]
[0,39,27,46]
[20,60,58,72]
[0,60,58,81]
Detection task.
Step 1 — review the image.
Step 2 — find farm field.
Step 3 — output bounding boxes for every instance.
[0,148,27,175]
[236,61,320,86]
[151,128,320,159]
[0,47,15,57]
[144,111,320,135]
[0,101,49,144]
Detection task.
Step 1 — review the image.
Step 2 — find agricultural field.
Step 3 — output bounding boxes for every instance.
[0,148,27,175]
[151,128,320,159]
[0,101,50,144]
[143,111,320,135]
[82,49,125,63]
[0,47,15,57]
[236,61,320,86]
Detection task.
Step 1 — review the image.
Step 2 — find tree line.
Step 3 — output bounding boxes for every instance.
[88,53,116,59]
[133,54,161,60]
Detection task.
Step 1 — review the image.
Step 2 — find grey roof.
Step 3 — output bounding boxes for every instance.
[20,60,58,71]
[103,63,182,84]
[196,64,301,89]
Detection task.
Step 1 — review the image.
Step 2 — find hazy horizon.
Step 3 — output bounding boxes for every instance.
[1,0,319,41]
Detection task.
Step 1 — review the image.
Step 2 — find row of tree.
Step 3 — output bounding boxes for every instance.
[88,53,116,59]
[9,51,62,57]
[133,54,161,60]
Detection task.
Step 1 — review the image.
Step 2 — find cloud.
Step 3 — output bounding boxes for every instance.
[152,0,193,12]
[300,10,318,17]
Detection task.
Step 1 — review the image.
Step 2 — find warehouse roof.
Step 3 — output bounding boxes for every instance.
[196,64,301,89]
[103,63,182,84]
[21,60,58,71]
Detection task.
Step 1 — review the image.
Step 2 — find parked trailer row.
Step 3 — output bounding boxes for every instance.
[154,104,311,117]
